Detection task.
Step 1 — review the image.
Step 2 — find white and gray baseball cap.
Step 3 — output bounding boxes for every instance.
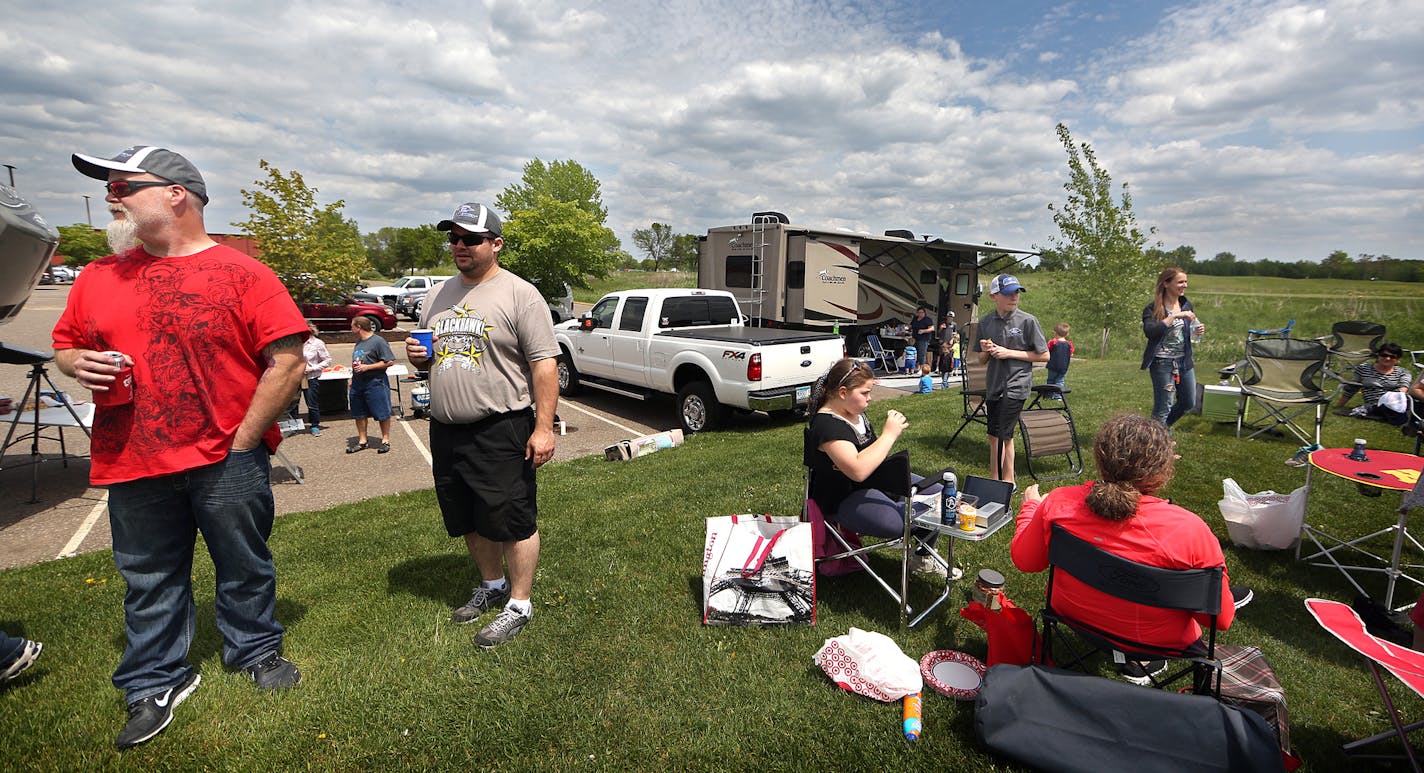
[436,202,502,237]
[72,145,209,205]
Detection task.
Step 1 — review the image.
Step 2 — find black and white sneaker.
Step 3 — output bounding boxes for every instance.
[1231,585,1254,610]
[473,607,531,648]
[452,584,511,624]
[1118,659,1168,686]
[0,639,42,682]
[244,651,301,691]
[115,671,201,750]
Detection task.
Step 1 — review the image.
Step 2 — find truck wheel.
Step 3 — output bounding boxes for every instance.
[678,382,724,434]
[557,353,581,396]
[362,315,384,333]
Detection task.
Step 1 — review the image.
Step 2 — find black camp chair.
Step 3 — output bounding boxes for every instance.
[1317,321,1386,386]
[1036,524,1225,699]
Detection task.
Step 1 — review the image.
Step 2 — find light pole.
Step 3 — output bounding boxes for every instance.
[83,195,93,226]
[2,164,14,188]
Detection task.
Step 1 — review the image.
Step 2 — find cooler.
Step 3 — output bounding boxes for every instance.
[1200,384,1248,422]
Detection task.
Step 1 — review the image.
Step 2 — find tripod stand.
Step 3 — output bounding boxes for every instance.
[1,342,91,503]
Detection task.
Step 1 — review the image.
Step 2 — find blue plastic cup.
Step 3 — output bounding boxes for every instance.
[411,329,434,357]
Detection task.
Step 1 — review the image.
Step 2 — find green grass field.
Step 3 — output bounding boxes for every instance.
[1,275,1420,770]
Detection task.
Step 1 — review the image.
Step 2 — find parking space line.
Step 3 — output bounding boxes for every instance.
[559,400,646,436]
[398,419,433,468]
[58,491,109,559]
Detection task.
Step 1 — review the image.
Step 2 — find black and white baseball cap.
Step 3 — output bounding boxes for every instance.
[72,146,210,205]
[436,202,502,237]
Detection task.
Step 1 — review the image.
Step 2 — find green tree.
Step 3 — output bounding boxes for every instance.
[365,225,446,276]
[56,224,109,265]
[495,158,619,297]
[1320,249,1353,279]
[496,159,607,222]
[1045,123,1159,357]
[234,160,370,295]
[632,223,677,271]
[671,233,700,272]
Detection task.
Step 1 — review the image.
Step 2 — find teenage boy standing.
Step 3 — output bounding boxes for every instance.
[974,274,1048,485]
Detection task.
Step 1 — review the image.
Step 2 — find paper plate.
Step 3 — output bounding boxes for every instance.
[919,650,986,701]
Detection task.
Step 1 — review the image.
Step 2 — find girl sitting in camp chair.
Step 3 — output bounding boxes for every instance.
[805,358,945,578]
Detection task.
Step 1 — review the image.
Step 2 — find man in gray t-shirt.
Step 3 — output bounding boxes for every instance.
[405,202,559,649]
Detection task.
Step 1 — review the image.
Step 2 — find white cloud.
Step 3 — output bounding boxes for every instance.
[0,0,1416,267]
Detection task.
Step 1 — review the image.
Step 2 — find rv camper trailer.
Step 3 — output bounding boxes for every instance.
[697,211,1038,354]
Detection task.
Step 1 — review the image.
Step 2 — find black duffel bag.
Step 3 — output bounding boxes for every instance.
[975,664,1283,773]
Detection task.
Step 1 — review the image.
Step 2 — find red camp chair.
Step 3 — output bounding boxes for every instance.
[1306,597,1424,770]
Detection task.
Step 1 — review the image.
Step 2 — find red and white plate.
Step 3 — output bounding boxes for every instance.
[919,650,986,700]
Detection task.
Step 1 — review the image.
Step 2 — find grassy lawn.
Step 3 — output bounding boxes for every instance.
[2,274,1420,769]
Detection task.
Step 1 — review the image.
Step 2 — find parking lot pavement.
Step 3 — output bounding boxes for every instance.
[0,287,699,569]
[1,287,927,570]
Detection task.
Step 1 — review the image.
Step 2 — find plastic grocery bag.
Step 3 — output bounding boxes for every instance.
[1218,478,1306,550]
[813,627,923,702]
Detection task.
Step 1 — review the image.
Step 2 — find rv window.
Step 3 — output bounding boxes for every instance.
[787,261,805,290]
[955,274,971,295]
[920,270,937,285]
[726,255,753,288]
[660,296,739,328]
[618,296,648,331]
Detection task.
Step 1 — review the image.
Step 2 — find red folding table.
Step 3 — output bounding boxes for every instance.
[1299,448,1424,609]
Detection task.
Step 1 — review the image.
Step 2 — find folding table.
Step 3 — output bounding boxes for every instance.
[1,402,93,502]
[1298,447,1424,609]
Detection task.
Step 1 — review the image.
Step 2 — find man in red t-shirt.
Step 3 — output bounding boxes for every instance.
[53,146,308,751]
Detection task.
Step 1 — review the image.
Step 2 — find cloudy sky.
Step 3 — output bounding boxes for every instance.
[2,0,1420,263]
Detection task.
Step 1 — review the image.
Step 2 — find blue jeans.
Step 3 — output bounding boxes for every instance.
[304,379,322,427]
[1149,358,1197,427]
[0,629,25,665]
[108,448,284,702]
[1046,368,1066,389]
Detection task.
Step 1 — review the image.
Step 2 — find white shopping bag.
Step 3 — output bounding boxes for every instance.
[1218,478,1307,550]
[703,514,815,626]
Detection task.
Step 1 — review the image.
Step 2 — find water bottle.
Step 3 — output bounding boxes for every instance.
[902,692,923,742]
[940,472,957,526]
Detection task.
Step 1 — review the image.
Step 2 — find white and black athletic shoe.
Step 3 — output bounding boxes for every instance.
[0,639,42,682]
[115,672,201,750]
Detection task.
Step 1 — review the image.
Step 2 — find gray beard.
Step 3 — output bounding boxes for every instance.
[106,217,140,253]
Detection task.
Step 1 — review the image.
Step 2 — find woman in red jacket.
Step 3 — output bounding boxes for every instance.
[1012,413,1240,682]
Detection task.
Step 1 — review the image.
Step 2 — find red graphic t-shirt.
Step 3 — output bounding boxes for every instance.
[52,244,307,485]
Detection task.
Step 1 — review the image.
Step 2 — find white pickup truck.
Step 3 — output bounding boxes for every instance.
[555,289,844,433]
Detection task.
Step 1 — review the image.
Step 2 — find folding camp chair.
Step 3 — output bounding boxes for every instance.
[1017,384,1083,483]
[803,431,914,618]
[1318,321,1387,385]
[1036,524,1225,698]
[944,324,987,450]
[1248,319,1295,342]
[863,334,898,374]
[1306,597,1424,770]
[1232,337,1331,445]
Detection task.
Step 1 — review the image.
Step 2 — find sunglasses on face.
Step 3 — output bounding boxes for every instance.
[447,232,495,247]
[104,179,171,197]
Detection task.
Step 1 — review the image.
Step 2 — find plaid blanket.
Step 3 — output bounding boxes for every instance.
[1216,643,1291,753]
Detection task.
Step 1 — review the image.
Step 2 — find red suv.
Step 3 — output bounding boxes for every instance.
[294,286,398,332]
